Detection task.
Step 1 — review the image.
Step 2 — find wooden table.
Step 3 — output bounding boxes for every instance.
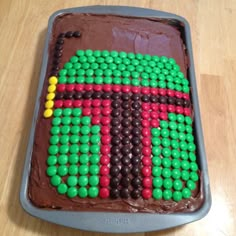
[1,0,235,235]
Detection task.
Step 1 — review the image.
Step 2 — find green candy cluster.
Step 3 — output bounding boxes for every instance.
[151,113,198,202]
[47,108,100,198]
[57,49,189,92]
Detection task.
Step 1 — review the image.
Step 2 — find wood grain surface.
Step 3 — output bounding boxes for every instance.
[0,0,235,235]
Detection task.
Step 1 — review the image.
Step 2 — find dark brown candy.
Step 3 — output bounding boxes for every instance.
[111,92,120,100]
[132,128,141,136]
[56,38,64,45]
[58,33,65,38]
[150,95,158,103]
[111,118,120,126]
[111,100,120,109]
[120,188,129,199]
[141,95,149,102]
[131,157,141,165]
[55,92,64,100]
[158,96,167,104]
[111,136,120,145]
[73,31,81,37]
[101,92,111,99]
[121,156,131,165]
[122,101,129,109]
[121,146,131,155]
[131,177,142,188]
[110,178,120,188]
[64,92,74,99]
[131,165,140,176]
[131,189,141,199]
[132,110,140,118]
[82,91,92,99]
[110,127,120,136]
[121,118,130,127]
[111,109,120,117]
[110,155,120,165]
[92,91,102,99]
[168,97,175,104]
[111,146,120,155]
[120,177,130,187]
[110,188,119,199]
[132,119,141,127]
[176,98,183,106]
[121,137,130,145]
[183,99,190,107]
[122,110,131,118]
[120,166,130,176]
[74,92,83,99]
[131,137,141,146]
[132,146,141,155]
[121,93,130,101]
[122,128,131,136]
[132,101,141,109]
[131,94,140,101]
[110,166,120,177]
[65,31,74,38]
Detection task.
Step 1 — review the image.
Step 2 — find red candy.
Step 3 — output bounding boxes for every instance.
[150,111,158,119]
[150,88,158,95]
[142,177,152,188]
[176,106,184,114]
[141,120,149,128]
[73,100,82,107]
[142,128,151,137]
[142,188,152,199]
[142,147,151,156]
[142,138,151,146]
[141,111,150,119]
[159,104,167,112]
[142,166,151,177]
[63,100,72,108]
[56,84,65,92]
[112,85,121,92]
[84,84,93,91]
[101,135,111,145]
[75,84,84,91]
[132,86,140,93]
[167,89,175,97]
[99,188,109,198]
[151,119,159,127]
[151,103,158,111]
[92,99,101,107]
[101,126,109,135]
[175,91,182,98]
[83,99,91,107]
[159,112,168,120]
[54,100,63,108]
[91,116,100,125]
[183,93,190,100]
[142,157,152,166]
[101,145,110,155]
[82,108,91,116]
[100,156,110,165]
[101,117,110,125]
[184,108,191,116]
[66,84,75,92]
[102,107,111,116]
[93,85,102,91]
[92,108,101,116]
[141,103,150,111]
[103,84,112,92]
[100,176,110,187]
[141,87,150,95]
[122,85,130,93]
[100,165,109,175]
[168,105,175,113]
[102,100,111,107]
[159,88,166,96]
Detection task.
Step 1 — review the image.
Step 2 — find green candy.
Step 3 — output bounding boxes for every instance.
[152,166,162,177]
[78,187,88,198]
[48,145,58,155]
[161,129,169,138]
[152,189,162,200]
[153,177,163,188]
[67,187,77,198]
[46,166,57,176]
[169,121,177,130]
[172,169,181,179]
[68,154,79,164]
[163,178,173,189]
[67,176,78,187]
[182,188,191,199]
[173,179,183,191]
[161,138,170,147]
[190,162,198,171]
[90,154,100,164]
[152,156,162,166]
[79,165,89,175]
[163,189,172,200]
[88,187,99,198]
[52,117,61,126]
[81,117,91,125]
[189,152,196,161]
[57,183,68,194]
[68,165,79,175]
[171,149,180,159]
[181,170,190,181]
[188,143,196,152]
[91,125,100,134]
[168,113,176,121]
[62,108,72,116]
[171,140,179,149]
[60,135,69,144]
[151,128,160,137]
[69,144,79,154]
[79,144,89,154]
[78,176,88,187]
[58,155,68,165]
[170,130,178,139]
[190,172,199,181]
[70,135,80,144]
[152,137,161,146]
[90,135,100,144]
[162,158,171,167]
[162,148,171,157]
[89,176,99,186]
[80,154,89,164]
[162,168,171,178]
[89,165,100,175]
[50,126,60,135]
[80,126,90,135]
[80,135,89,144]
[172,159,181,169]
[187,180,196,190]
[60,125,70,135]
[181,160,190,170]
[59,145,69,154]
[50,135,59,145]
[57,165,68,176]
[152,146,161,156]
[61,117,71,125]
[50,175,61,186]
[47,155,57,166]
[180,141,188,151]
[173,191,182,202]
[53,108,62,117]
[90,145,100,154]
[179,132,186,141]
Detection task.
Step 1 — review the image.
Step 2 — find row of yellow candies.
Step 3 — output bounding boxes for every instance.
[44,76,58,118]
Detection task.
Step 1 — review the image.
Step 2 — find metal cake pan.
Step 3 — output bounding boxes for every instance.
[20,5,211,233]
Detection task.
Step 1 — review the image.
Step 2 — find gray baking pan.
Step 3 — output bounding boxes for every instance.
[20,5,211,233]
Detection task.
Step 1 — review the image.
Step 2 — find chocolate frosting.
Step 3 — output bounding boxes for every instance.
[28,13,204,212]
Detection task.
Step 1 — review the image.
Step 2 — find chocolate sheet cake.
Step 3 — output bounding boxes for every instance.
[28,13,203,213]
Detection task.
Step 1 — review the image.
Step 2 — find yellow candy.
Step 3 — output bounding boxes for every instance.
[49,76,58,85]
[46,92,55,100]
[48,84,56,93]
[45,100,54,109]
[43,109,53,118]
